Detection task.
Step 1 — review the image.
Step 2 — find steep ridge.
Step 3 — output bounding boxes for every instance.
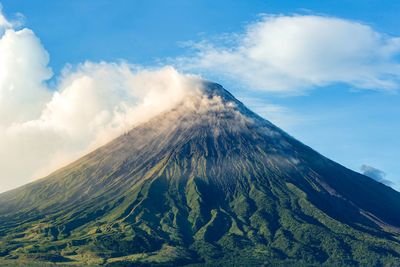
[0,82,399,266]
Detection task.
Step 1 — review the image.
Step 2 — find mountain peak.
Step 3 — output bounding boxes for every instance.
[200,81,232,98]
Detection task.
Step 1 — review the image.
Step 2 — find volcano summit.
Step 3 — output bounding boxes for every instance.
[0,82,399,266]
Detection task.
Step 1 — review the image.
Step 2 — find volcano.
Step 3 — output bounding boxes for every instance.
[0,82,399,266]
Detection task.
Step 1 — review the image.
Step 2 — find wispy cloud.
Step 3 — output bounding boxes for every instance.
[0,4,11,29]
[179,14,400,94]
[237,96,309,132]
[0,4,23,32]
[360,164,393,186]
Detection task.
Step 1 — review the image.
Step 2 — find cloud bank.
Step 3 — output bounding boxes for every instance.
[181,15,400,94]
[0,10,203,193]
[361,165,393,186]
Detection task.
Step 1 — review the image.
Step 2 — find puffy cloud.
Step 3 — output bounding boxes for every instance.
[180,15,400,94]
[0,62,201,192]
[0,8,203,193]
[0,28,52,124]
[361,165,393,186]
[0,6,52,125]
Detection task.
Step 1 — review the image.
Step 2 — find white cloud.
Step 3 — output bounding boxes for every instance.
[0,6,52,125]
[180,15,400,94]
[0,65,203,193]
[0,8,203,193]
[0,28,52,124]
[0,63,202,193]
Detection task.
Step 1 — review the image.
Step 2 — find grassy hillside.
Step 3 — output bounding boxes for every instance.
[0,83,399,266]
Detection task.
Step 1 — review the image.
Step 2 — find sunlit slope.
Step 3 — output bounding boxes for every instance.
[0,83,399,266]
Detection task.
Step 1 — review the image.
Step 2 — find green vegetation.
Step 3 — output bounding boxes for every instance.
[0,83,399,266]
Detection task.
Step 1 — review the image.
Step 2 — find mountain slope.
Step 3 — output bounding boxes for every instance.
[0,82,400,266]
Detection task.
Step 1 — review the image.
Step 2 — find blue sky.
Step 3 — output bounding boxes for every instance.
[2,0,400,74]
[0,0,399,191]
